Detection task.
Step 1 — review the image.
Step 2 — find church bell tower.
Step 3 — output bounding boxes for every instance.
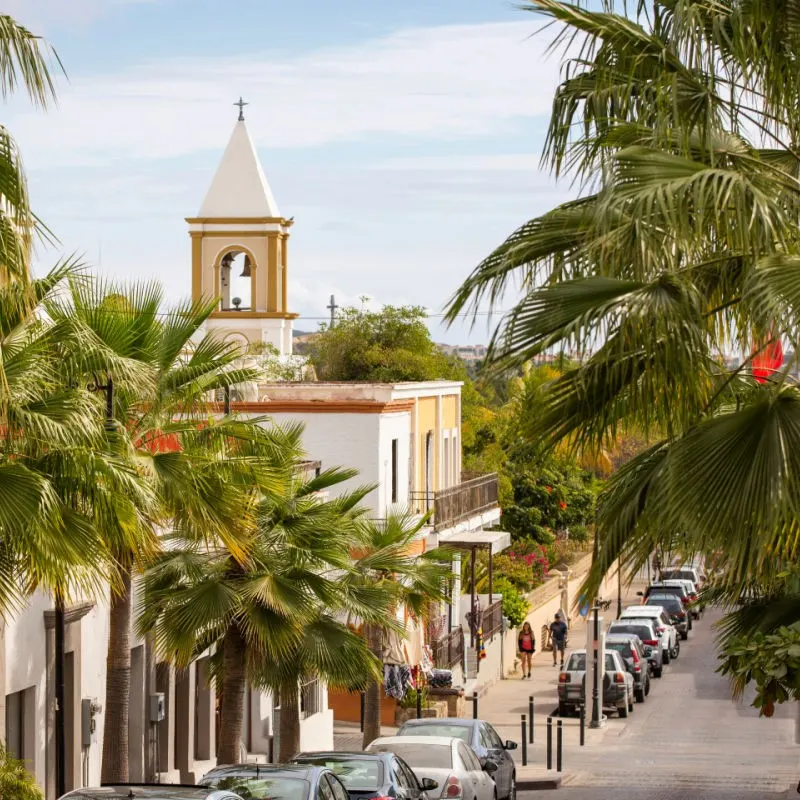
[187,99,296,355]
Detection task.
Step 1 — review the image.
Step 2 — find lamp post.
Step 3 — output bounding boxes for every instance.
[617,558,623,619]
[590,604,602,728]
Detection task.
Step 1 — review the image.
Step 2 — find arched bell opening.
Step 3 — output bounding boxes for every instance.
[216,247,256,311]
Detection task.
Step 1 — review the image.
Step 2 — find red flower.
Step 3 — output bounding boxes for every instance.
[559,501,567,510]
[545,486,553,493]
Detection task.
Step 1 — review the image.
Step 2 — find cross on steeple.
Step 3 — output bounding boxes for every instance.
[234,96,248,121]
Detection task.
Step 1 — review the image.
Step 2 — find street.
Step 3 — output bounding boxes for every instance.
[518,607,798,799]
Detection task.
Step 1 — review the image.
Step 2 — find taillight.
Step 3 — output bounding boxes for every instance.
[373,796,394,800]
[614,672,625,683]
[644,639,658,646]
[444,777,462,797]
[680,597,689,604]
[656,626,665,635]
[559,672,570,683]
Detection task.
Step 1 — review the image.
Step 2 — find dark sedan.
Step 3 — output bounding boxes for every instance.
[646,593,691,639]
[291,751,437,800]
[61,788,243,800]
[201,764,348,800]
[396,717,517,800]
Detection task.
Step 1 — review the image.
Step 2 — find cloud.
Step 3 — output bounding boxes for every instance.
[9,20,565,169]
[4,0,159,32]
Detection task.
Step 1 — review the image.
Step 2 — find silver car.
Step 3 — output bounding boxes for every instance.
[557,648,635,718]
[60,787,243,799]
[368,735,498,800]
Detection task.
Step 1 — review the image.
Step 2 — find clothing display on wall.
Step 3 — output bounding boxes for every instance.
[384,664,413,700]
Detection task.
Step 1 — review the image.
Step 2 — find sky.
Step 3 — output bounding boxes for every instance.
[7,0,576,344]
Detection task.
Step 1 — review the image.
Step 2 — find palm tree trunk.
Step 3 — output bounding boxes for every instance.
[362,622,383,748]
[102,566,132,784]
[278,683,301,761]
[218,625,247,765]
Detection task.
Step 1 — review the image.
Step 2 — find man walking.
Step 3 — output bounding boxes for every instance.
[549,612,568,668]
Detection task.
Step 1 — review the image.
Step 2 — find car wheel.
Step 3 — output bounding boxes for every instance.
[680,630,688,641]
[507,774,516,800]
[653,666,663,678]
[644,676,651,696]
[671,640,681,659]
[618,701,628,718]
[627,690,634,713]
[635,686,645,703]
[663,649,671,665]
[558,701,570,717]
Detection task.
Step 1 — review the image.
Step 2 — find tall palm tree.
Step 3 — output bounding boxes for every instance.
[46,280,265,782]
[446,0,800,695]
[349,512,450,749]
[138,437,379,766]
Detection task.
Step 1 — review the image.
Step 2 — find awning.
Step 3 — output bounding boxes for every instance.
[438,529,511,555]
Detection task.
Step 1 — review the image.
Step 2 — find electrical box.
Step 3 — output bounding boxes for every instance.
[81,698,102,747]
[149,692,165,723]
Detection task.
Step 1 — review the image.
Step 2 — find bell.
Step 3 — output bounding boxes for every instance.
[240,255,251,278]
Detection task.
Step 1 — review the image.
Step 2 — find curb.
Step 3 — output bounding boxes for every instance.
[517,775,564,790]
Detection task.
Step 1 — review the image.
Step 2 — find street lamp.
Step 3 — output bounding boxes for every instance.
[590,604,602,728]
[617,558,623,619]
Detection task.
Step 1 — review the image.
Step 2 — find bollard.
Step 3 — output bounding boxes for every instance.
[416,689,422,719]
[472,691,478,720]
[360,691,365,733]
[556,719,563,773]
[520,715,527,766]
[579,703,585,746]
[528,696,534,744]
[546,716,553,771]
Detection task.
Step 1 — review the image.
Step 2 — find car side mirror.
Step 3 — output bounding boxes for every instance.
[504,740,517,751]
[421,778,439,791]
[481,759,499,774]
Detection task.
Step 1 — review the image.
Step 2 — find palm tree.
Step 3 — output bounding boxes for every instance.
[138,436,379,766]
[446,0,800,697]
[46,280,265,782]
[349,512,450,749]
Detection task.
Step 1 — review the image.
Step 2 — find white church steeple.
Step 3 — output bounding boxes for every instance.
[186,99,296,355]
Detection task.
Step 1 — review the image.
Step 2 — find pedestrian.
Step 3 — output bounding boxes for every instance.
[518,621,535,679]
[549,612,568,668]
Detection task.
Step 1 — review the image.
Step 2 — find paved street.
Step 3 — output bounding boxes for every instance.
[512,606,798,798]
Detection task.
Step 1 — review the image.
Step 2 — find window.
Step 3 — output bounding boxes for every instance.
[391,439,398,504]
[300,678,321,719]
[392,759,414,792]
[396,759,420,791]
[326,774,350,800]
[485,724,505,751]
[457,742,481,772]
[5,686,34,768]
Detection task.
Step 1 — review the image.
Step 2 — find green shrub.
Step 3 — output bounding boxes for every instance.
[569,524,589,543]
[492,554,535,592]
[494,577,530,629]
[399,686,429,709]
[0,746,42,800]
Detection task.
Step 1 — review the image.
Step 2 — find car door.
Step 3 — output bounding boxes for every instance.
[482,723,512,798]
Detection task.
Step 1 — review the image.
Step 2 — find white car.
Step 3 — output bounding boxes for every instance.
[368,735,498,800]
[620,605,680,662]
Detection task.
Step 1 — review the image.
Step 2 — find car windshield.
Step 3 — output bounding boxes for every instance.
[204,775,310,800]
[606,642,632,658]
[369,743,452,769]
[399,723,471,743]
[292,759,383,790]
[648,585,685,597]
[647,596,682,612]
[566,653,587,670]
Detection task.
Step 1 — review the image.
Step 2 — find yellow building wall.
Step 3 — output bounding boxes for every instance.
[416,396,438,493]
[442,394,459,430]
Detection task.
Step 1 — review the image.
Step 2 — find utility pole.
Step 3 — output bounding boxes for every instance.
[327,294,339,328]
[617,558,623,619]
[590,604,602,728]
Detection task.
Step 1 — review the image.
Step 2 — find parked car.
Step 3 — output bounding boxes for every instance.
[640,582,690,610]
[661,578,701,619]
[621,605,680,662]
[661,565,704,586]
[60,788,244,800]
[367,736,498,800]
[645,593,691,638]
[606,619,664,677]
[605,633,652,702]
[396,718,517,800]
[201,764,349,800]
[291,752,438,800]
[557,648,635,718]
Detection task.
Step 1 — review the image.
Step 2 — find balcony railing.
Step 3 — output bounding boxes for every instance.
[483,599,503,640]
[431,626,464,670]
[411,472,499,531]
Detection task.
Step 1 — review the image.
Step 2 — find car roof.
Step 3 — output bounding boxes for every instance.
[401,718,474,728]
[294,752,385,761]
[622,606,664,615]
[606,633,641,643]
[609,620,655,631]
[203,765,316,780]
[649,583,686,592]
[63,788,236,799]
[370,735,457,748]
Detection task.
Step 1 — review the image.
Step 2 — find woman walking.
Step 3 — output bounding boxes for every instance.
[518,621,536,679]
